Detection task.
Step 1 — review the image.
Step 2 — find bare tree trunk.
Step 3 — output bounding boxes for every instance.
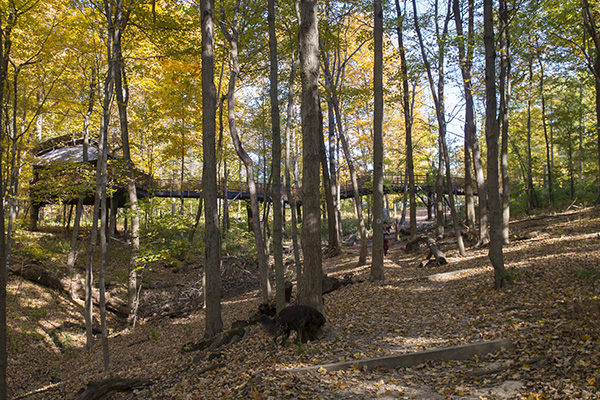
[537,49,553,207]
[498,0,511,243]
[201,0,223,338]
[484,0,510,289]
[298,0,323,313]
[582,0,600,204]
[283,31,302,283]
[413,0,464,255]
[220,0,271,302]
[318,23,369,265]
[268,0,285,312]
[319,105,340,256]
[189,194,203,243]
[111,2,139,321]
[0,10,15,397]
[371,0,385,281]
[453,0,475,234]
[320,51,368,265]
[526,57,536,211]
[394,0,417,240]
[327,101,342,248]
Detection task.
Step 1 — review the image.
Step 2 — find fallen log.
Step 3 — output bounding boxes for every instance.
[10,261,129,317]
[288,338,514,373]
[74,378,153,400]
[406,236,447,267]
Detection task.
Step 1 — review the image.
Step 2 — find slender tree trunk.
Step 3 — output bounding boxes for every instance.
[0,11,14,397]
[327,101,342,248]
[284,51,302,283]
[526,57,536,211]
[298,0,323,313]
[413,0,464,255]
[268,0,285,312]
[453,0,475,234]
[67,200,84,277]
[320,53,368,265]
[220,1,271,302]
[112,2,139,321]
[484,0,509,289]
[319,105,340,256]
[371,0,385,280]
[201,0,223,338]
[582,0,600,204]
[189,194,203,243]
[537,53,553,207]
[498,0,511,243]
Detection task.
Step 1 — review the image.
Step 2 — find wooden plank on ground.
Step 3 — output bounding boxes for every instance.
[288,338,514,373]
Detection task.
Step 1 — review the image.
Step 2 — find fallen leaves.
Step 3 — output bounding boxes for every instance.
[7,207,600,399]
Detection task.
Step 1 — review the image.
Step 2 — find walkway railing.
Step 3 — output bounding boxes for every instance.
[143,174,467,200]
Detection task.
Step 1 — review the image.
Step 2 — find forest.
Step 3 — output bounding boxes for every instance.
[0,0,599,398]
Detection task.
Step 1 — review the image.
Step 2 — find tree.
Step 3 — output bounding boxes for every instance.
[268,0,285,312]
[582,0,600,204]
[298,0,323,313]
[394,0,416,241]
[498,0,511,243]
[0,4,14,395]
[201,0,223,338]
[483,0,510,289]
[110,0,141,322]
[319,6,369,266]
[370,0,385,281]
[220,0,271,303]
[413,0,465,256]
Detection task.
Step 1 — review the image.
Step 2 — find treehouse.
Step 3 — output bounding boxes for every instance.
[29,134,151,231]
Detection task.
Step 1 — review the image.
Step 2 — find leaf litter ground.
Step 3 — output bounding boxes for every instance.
[7,207,600,399]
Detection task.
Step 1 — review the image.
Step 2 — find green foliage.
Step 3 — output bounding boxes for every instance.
[13,230,71,264]
[223,222,257,262]
[140,209,198,263]
[150,329,160,341]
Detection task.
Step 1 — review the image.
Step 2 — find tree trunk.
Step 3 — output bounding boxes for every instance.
[68,67,96,277]
[453,0,476,234]
[67,200,84,277]
[499,0,511,244]
[413,0,464,256]
[483,0,509,289]
[327,101,342,250]
[319,34,368,266]
[201,0,223,338]
[268,0,285,312]
[582,0,600,204]
[0,11,13,397]
[189,195,203,243]
[319,105,340,256]
[537,51,553,207]
[284,52,302,284]
[220,1,271,303]
[112,13,140,321]
[526,57,536,211]
[393,0,417,239]
[371,0,385,281]
[298,0,323,313]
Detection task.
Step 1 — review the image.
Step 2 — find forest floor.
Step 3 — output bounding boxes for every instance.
[7,207,600,399]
